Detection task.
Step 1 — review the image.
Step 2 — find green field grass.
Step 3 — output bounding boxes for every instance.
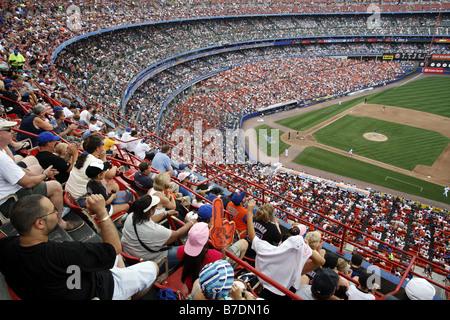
[312,115,450,170]
[368,76,450,117]
[293,147,450,204]
[275,76,450,131]
[255,125,290,157]
[275,96,365,131]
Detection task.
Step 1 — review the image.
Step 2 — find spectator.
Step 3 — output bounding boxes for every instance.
[177,171,194,206]
[385,277,436,300]
[196,203,213,225]
[16,103,55,147]
[119,127,133,151]
[88,116,104,134]
[335,258,351,299]
[295,268,340,300]
[65,133,119,206]
[151,144,172,174]
[0,193,158,300]
[207,186,223,202]
[134,161,154,190]
[0,82,23,118]
[35,132,78,184]
[8,49,25,69]
[244,202,282,260]
[15,76,38,106]
[147,172,177,215]
[125,130,141,154]
[121,194,197,270]
[192,190,207,208]
[349,253,364,278]
[133,139,152,161]
[190,260,255,300]
[404,277,436,300]
[52,109,81,143]
[86,161,130,217]
[226,191,249,239]
[177,222,223,291]
[246,199,325,300]
[346,269,378,300]
[79,104,95,126]
[104,131,119,156]
[0,120,81,231]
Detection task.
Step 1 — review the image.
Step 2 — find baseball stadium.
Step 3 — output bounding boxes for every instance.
[0,0,449,308]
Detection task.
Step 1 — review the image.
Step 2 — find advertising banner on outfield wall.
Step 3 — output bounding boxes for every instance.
[423,67,444,74]
[383,53,426,60]
[432,54,450,61]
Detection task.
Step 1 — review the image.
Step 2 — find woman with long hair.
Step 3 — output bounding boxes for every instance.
[177,222,222,291]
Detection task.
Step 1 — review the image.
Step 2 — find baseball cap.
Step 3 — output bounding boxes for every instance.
[199,260,234,300]
[53,106,64,112]
[107,131,118,139]
[231,191,245,206]
[311,268,339,300]
[178,172,190,182]
[38,131,61,143]
[184,222,210,257]
[405,277,435,300]
[197,204,213,220]
[0,120,17,130]
[85,161,111,178]
[323,251,339,269]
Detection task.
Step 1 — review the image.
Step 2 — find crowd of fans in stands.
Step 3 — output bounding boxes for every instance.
[0,0,448,300]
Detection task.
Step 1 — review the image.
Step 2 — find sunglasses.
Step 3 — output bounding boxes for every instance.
[0,128,12,132]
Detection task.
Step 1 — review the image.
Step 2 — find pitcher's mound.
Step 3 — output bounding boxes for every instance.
[363,132,388,142]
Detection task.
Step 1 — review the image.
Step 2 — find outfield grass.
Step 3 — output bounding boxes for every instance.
[312,115,450,171]
[255,124,290,157]
[293,147,450,204]
[275,96,366,131]
[368,76,450,117]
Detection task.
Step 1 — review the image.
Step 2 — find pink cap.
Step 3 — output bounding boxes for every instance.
[184,222,210,257]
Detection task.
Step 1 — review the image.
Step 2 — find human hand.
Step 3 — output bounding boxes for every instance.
[229,282,244,300]
[86,194,107,217]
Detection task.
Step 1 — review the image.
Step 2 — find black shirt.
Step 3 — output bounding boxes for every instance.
[35,150,71,183]
[0,236,116,300]
[87,180,111,213]
[245,218,282,259]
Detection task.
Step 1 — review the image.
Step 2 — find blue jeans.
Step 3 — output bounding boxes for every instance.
[162,246,180,272]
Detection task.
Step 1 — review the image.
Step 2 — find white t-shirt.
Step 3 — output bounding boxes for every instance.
[126,137,141,153]
[79,109,91,124]
[65,154,102,199]
[119,132,132,149]
[0,150,25,204]
[133,142,150,160]
[88,121,103,132]
[121,212,172,262]
[252,235,312,296]
[346,284,375,300]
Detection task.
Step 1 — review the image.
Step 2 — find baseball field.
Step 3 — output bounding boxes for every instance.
[251,75,450,206]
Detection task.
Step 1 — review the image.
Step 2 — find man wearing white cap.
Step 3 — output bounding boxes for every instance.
[404,277,436,300]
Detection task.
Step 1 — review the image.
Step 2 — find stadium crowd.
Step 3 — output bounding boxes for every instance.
[0,0,449,300]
